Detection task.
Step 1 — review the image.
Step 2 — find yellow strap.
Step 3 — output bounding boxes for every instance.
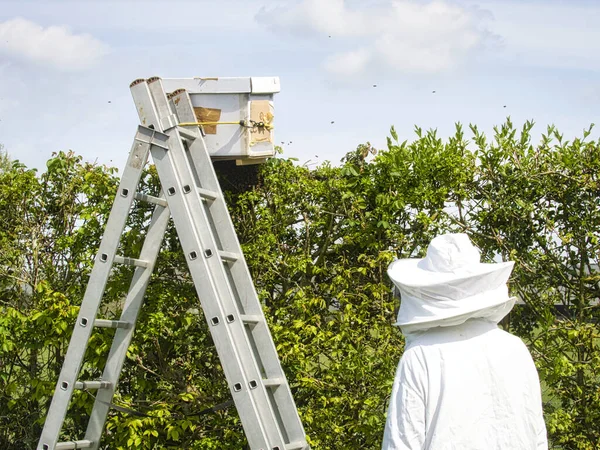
[179,121,240,126]
[179,121,274,130]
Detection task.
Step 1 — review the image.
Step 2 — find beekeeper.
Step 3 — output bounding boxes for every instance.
[382,233,547,449]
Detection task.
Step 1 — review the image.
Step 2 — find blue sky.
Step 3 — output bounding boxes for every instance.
[0,0,599,172]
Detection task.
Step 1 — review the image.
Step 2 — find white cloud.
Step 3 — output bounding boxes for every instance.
[477,0,600,72]
[324,48,372,76]
[0,17,109,71]
[257,0,497,76]
[258,0,369,38]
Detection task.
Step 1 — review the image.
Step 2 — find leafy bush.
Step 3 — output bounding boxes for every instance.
[1,121,599,448]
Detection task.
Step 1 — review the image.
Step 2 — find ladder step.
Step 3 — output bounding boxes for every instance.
[134,192,168,207]
[177,126,198,141]
[240,314,262,324]
[285,441,308,450]
[198,187,219,202]
[54,440,93,449]
[94,319,131,329]
[113,255,150,268]
[219,250,239,263]
[263,377,284,387]
[74,380,112,390]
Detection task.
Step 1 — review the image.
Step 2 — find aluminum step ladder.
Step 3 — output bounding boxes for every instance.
[37,77,309,450]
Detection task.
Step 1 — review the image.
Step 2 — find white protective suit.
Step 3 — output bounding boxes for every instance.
[382,233,548,450]
[381,319,548,449]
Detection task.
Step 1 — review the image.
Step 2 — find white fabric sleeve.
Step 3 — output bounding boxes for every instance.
[382,348,426,450]
[516,336,548,450]
[529,358,548,450]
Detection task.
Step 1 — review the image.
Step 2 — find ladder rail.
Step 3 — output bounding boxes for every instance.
[145,79,279,448]
[137,78,286,448]
[170,89,308,446]
[84,191,170,449]
[149,130,273,449]
[153,78,308,449]
[37,131,153,450]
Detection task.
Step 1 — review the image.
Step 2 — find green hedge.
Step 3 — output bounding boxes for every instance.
[1,120,599,449]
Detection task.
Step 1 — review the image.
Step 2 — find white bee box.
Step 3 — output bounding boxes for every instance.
[161,77,280,162]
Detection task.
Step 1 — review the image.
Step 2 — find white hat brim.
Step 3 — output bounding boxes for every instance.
[394,296,516,331]
[387,258,514,288]
[388,257,516,331]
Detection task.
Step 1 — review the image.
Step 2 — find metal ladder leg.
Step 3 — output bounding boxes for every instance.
[133,78,273,448]
[170,89,309,450]
[149,127,276,449]
[141,77,309,450]
[37,128,161,450]
[84,187,170,449]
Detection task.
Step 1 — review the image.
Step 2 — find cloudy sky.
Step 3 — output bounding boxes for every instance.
[0,0,599,171]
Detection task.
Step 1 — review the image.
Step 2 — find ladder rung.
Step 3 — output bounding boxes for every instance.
[113,255,150,268]
[74,380,112,390]
[263,377,284,387]
[94,319,131,329]
[285,441,308,450]
[177,127,198,141]
[134,192,168,207]
[240,314,262,324]
[54,440,93,449]
[198,187,218,202]
[219,250,239,263]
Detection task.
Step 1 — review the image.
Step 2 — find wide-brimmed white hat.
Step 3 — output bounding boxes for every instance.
[388,233,516,333]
